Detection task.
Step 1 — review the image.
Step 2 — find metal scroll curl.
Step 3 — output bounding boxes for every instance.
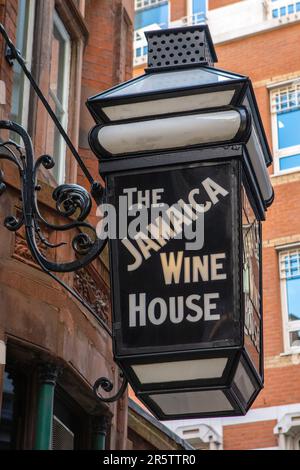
[0,120,105,273]
[93,375,128,404]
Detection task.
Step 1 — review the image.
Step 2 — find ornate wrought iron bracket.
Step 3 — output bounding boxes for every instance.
[94,374,128,404]
[0,24,127,404]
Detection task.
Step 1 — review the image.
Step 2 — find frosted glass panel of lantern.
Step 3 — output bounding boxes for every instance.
[93,68,238,99]
[149,390,233,415]
[246,124,273,203]
[97,109,241,155]
[233,362,255,404]
[132,358,228,384]
[102,89,235,121]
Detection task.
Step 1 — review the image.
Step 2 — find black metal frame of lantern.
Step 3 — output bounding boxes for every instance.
[0,21,274,420]
[87,25,274,420]
[92,148,264,421]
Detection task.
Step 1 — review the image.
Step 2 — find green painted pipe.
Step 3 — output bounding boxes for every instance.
[93,432,106,450]
[34,381,55,450]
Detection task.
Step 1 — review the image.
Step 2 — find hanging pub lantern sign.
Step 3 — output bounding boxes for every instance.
[87,25,274,420]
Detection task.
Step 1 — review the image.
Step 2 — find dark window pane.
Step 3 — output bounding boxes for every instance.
[0,372,15,450]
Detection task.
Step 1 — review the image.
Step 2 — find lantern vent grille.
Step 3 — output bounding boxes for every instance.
[145,26,217,71]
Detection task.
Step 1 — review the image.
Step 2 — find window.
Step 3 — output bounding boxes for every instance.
[188,0,207,24]
[45,11,71,184]
[11,0,36,129]
[52,390,88,450]
[279,249,300,352]
[271,83,300,173]
[271,0,300,19]
[135,0,169,30]
[0,367,27,450]
[0,372,15,450]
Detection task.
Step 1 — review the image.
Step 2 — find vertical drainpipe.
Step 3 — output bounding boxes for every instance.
[93,416,110,450]
[34,363,59,450]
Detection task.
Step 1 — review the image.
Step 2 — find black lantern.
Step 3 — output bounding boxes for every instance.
[88,25,274,420]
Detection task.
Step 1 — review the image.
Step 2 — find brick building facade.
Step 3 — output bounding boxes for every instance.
[0,0,190,451]
[133,0,300,450]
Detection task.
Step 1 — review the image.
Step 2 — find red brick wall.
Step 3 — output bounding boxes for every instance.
[209,0,241,9]
[262,247,283,359]
[170,0,187,21]
[215,23,300,84]
[254,366,300,409]
[224,420,277,450]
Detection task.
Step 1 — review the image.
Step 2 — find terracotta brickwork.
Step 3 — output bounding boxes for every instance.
[170,0,187,21]
[223,420,278,450]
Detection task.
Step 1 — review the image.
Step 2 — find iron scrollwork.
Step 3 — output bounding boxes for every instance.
[94,375,128,404]
[0,120,105,273]
[0,24,127,404]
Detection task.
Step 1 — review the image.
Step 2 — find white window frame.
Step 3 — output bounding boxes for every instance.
[279,248,300,354]
[270,82,300,175]
[11,0,36,128]
[187,0,207,19]
[50,11,71,184]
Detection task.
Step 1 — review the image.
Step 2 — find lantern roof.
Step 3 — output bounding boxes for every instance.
[88,66,244,102]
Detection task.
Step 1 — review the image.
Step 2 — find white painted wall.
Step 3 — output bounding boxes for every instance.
[207,0,300,44]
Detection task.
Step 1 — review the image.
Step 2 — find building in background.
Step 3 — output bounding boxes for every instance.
[133,0,300,450]
[0,0,190,451]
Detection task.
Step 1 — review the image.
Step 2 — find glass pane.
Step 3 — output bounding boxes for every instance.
[46,94,64,182]
[0,372,15,450]
[50,24,67,104]
[193,0,206,14]
[280,6,286,16]
[289,330,300,348]
[279,153,300,171]
[242,186,261,373]
[11,0,30,126]
[277,109,300,149]
[96,67,235,100]
[45,15,70,183]
[286,276,300,321]
[233,362,255,404]
[149,390,233,415]
[135,2,169,30]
